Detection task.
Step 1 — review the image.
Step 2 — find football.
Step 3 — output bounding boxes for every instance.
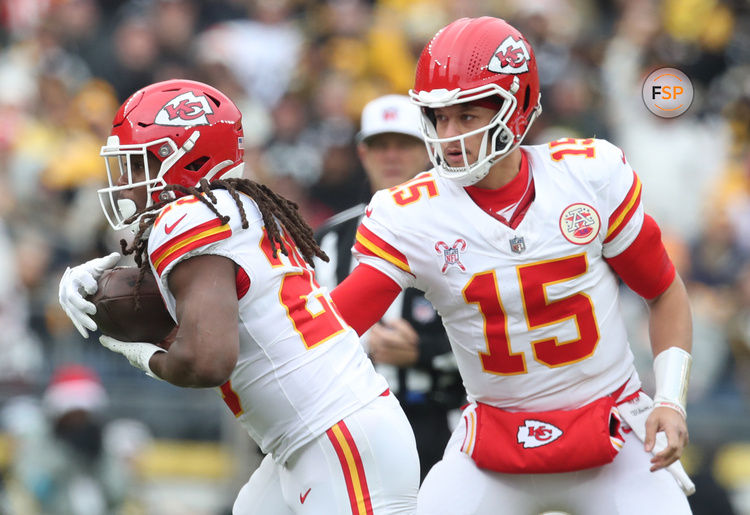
[87,266,176,343]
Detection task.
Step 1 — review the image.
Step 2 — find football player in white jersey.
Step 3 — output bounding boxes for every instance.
[328,17,695,514]
[57,79,419,514]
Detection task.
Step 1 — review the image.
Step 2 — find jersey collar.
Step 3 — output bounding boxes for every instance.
[464,149,535,229]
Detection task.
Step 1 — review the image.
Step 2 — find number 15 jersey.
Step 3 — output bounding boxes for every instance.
[353,138,647,412]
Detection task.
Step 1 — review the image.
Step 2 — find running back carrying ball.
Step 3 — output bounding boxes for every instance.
[87,266,175,343]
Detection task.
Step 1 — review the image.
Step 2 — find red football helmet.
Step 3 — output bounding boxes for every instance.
[98,79,245,230]
[409,17,542,185]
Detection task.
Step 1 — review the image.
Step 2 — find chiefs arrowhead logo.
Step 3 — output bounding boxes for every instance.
[488,36,530,74]
[154,92,214,126]
[517,420,563,448]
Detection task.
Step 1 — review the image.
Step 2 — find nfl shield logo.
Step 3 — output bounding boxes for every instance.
[444,247,460,265]
[435,239,467,273]
[509,236,526,254]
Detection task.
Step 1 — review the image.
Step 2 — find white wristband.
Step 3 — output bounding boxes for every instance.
[653,347,692,419]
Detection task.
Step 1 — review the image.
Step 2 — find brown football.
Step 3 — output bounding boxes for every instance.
[87,266,176,343]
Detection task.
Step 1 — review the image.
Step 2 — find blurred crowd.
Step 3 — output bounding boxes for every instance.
[0,0,748,513]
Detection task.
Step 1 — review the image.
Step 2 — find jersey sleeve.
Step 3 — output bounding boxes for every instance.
[351,191,416,290]
[590,140,676,298]
[147,194,241,282]
[596,140,645,258]
[330,264,402,335]
[605,214,675,299]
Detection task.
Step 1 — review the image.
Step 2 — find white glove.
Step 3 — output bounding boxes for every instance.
[100,335,166,380]
[58,252,121,337]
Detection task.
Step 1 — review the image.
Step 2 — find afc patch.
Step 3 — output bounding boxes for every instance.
[559,203,600,245]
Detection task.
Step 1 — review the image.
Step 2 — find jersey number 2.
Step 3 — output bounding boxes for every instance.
[261,229,346,349]
[463,253,600,375]
[220,230,346,418]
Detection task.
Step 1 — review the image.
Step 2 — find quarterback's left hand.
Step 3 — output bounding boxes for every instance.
[644,406,689,471]
[100,335,166,380]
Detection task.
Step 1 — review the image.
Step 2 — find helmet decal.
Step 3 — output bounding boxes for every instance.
[154,91,214,126]
[488,36,531,74]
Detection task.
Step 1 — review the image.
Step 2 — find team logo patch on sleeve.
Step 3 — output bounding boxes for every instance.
[559,203,600,245]
[435,239,467,273]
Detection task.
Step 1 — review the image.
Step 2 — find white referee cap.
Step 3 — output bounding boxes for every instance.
[357,94,423,143]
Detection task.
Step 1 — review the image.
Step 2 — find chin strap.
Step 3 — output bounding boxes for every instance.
[652,347,692,419]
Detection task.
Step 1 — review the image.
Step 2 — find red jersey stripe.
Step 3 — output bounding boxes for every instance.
[153,229,231,276]
[151,218,225,262]
[605,172,642,243]
[354,225,411,275]
[150,218,231,276]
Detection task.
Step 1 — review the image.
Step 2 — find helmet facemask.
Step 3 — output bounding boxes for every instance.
[409,17,543,187]
[412,82,537,186]
[97,79,246,233]
[98,134,190,231]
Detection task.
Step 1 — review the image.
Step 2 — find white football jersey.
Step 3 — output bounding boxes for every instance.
[354,138,645,411]
[147,189,388,463]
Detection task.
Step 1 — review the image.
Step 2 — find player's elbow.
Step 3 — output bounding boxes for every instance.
[190,357,235,387]
[168,339,237,387]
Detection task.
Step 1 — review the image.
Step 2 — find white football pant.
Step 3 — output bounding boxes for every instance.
[417,419,691,514]
[233,392,419,514]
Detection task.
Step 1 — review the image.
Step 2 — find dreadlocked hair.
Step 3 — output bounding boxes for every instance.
[120,178,329,287]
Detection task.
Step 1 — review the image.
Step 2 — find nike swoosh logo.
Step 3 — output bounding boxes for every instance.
[165,214,187,234]
[299,487,311,504]
[365,206,373,217]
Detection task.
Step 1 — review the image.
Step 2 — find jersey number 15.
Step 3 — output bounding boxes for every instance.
[463,253,600,375]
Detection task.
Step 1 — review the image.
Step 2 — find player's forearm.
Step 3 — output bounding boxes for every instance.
[647,274,692,418]
[647,274,692,357]
[149,334,237,387]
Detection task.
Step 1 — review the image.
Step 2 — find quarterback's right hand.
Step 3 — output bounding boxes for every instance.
[58,252,121,338]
